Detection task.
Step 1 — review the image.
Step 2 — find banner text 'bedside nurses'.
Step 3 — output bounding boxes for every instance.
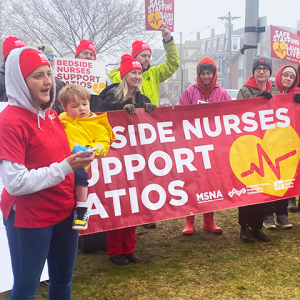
[82,94,300,234]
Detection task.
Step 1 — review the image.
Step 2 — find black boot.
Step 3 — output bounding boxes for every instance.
[240,225,255,243]
[250,228,270,242]
[143,223,156,229]
[287,197,297,212]
[110,254,130,265]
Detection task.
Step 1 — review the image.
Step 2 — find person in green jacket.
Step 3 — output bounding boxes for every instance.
[108,24,180,107]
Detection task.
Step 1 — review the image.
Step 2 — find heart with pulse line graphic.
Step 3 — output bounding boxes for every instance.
[93,82,106,95]
[229,125,300,197]
[148,11,162,30]
[273,41,287,59]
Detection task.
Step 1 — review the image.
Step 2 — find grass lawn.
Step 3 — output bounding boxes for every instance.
[1,207,300,299]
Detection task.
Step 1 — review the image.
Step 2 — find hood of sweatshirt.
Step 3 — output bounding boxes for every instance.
[275,65,299,94]
[5,46,56,119]
[244,75,273,92]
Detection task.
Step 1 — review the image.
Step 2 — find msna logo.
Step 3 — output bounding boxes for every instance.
[196,190,223,202]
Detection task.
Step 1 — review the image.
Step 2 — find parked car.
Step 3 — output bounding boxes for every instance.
[269,77,275,84]
[159,98,172,107]
[226,89,239,100]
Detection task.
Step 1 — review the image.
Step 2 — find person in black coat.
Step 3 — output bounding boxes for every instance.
[99,54,155,266]
[0,36,26,102]
[99,82,152,112]
[75,39,103,112]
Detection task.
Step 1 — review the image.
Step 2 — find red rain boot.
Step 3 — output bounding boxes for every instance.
[182,216,195,235]
[202,212,223,234]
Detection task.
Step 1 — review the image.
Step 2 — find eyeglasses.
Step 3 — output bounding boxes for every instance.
[255,67,270,73]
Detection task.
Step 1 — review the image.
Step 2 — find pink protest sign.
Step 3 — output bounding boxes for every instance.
[270,25,300,65]
[145,0,174,32]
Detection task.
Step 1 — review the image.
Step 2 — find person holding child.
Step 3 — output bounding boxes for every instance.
[58,84,115,230]
[0,47,94,299]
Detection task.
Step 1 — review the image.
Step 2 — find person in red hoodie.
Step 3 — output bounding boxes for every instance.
[237,56,279,243]
[265,65,299,227]
[274,65,300,214]
[297,65,300,92]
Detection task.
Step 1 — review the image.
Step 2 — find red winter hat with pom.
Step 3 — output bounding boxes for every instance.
[3,36,25,59]
[120,54,142,78]
[19,49,50,79]
[75,39,97,58]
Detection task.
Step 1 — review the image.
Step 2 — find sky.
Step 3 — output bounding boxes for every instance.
[151,0,300,48]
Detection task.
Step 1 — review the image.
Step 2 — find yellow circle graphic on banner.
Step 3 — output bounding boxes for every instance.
[230,125,300,197]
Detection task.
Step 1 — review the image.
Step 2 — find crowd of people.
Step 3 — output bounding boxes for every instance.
[0,25,300,299]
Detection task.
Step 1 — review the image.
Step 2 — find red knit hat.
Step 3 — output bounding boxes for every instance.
[3,36,25,59]
[131,40,152,58]
[75,39,97,58]
[120,54,142,78]
[19,49,50,79]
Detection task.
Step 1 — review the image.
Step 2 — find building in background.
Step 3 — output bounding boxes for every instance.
[152,24,299,105]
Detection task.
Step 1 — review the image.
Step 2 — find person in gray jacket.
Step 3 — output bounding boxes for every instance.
[237,56,279,243]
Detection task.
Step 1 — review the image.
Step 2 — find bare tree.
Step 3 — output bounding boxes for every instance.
[3,0,157,66]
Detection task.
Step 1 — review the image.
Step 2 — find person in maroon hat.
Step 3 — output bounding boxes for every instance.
[108,24,180,107]
[99,54,155,265]
[0,47,94,299]
[0,36,25,101]
[74,39,103,112]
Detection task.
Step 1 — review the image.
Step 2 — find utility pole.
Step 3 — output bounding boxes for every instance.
[243,0,259,81]
[218,12,241,89]
[180,31,183,95]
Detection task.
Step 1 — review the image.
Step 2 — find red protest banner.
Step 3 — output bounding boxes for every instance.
[270,25,300,65]
[81,94,300,235]
[145,0,174,31]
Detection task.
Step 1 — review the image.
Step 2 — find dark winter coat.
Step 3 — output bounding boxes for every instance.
[0,64,7,102]
[99,83,151,112]
[237,75,279,99]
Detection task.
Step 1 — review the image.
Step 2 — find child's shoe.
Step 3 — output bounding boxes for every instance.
[72,207,88,230]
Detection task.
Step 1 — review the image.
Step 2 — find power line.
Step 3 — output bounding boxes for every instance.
[218,12,241,89]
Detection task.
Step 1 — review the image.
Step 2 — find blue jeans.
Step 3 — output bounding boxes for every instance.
[4,210,79,300]
[265,199,289,219]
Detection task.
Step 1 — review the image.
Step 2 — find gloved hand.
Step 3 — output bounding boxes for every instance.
[294,93,300,104]
[143,102,156,113]
[123,104,135,115]
[257,91,272,100]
